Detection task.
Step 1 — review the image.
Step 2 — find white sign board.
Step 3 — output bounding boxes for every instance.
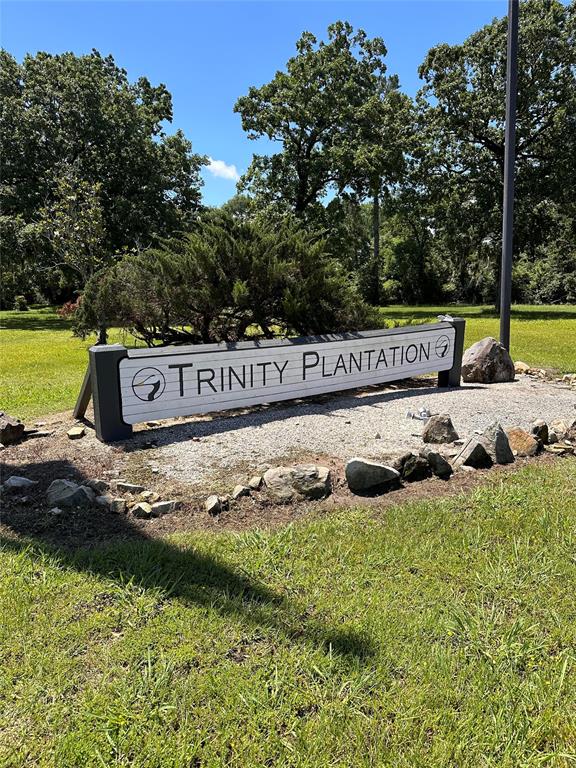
[117,325,456,425]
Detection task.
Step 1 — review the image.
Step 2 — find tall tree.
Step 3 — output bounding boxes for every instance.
[0,49,207,305]
[234,22,392,219]
[415,0,576,302]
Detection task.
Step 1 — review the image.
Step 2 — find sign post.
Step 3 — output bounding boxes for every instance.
[83,319,465,442]
[499,0,519,350]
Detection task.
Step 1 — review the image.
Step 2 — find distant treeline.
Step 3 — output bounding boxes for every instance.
[1,0,575,317]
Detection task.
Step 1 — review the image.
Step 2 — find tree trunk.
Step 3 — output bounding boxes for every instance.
[372,189,381,305]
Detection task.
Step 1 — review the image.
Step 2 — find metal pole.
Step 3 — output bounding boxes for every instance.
[499,0,519,350]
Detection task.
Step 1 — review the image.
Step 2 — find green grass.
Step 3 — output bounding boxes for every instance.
[380,304,576,375]
[1,460,576,766]
[1,304,575,421]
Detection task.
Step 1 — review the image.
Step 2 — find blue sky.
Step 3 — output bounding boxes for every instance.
[2,0,505,206]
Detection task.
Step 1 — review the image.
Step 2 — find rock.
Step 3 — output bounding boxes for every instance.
[131,501,153,518]
[104,469,121,478]
[67,426,85,440]
[344,458,400,493]
[151,500,176,516]
[567,419,576,443]
[95,494,113,507]
[46,479,94,507]
[419,447,453,478]
[461,337,515,384]
[506,427,540,457]
[480,422,514,464]
[391,451,414,473]
[205,495,221,516]
[422,414,459,444]
[514,361,531,374]
[0,412,25,445]
[544,444,567,455]
[116,481,146,494]
[48,507,63,515]
[454,438,493,469]
[140,490,159,502]
[549,419,568,442]
[531,419,549,445]
[374,432,382,440]
[87,479,109,493]
[248,475,263,491]
[263,465,331,501]
[402,455,432,482]
[110,498,127,514]
[232,484,251,500]
[3,475,38,489]
[146,421,161,427]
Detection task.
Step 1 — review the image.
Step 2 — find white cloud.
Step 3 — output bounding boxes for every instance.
[206,157,240,181]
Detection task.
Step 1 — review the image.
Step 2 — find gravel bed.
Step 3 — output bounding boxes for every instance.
[131,375,576,486]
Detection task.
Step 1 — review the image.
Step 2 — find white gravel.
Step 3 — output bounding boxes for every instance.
[138,376,576,485]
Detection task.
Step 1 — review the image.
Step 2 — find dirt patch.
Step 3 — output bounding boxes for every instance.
[2,409,573,549]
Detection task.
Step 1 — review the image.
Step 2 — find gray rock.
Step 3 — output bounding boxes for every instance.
[263,465,331,501]
[422,414,459,444]
[419,446,453,478]
[46,479,94,507]
[402,455,432,482]
[480,422,514,464]
[531,419,549,445]
[131,501,152,518]
[205,495,221,516]
[95,494,113,507]
[48,507,63,515]
[87,479,109,493]
[461,337,515,384]
[391,451,414,473]
[549,419,568,441]
[110,498,127,514]
[116,482,146,494]
[248,475,263,491]
[4,475,38,489]
[151,500,176,516]
[454,438,493,469]
[547,429,559,444]
[344,458,400,493]
[232,484,251,500]
[0,412,25,445]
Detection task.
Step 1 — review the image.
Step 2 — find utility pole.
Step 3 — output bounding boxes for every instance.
[499,0,519,350]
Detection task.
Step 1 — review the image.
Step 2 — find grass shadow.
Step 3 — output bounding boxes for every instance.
[0,457,373,660]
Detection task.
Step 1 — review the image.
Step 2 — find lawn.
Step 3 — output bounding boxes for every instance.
[1,304,575,421]
[1,459,576,766]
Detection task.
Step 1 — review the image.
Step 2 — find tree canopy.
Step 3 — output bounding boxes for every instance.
[0,49,206,306]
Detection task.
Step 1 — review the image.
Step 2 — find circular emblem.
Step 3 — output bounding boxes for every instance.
[131,367,166,402]
[435,335,451,359]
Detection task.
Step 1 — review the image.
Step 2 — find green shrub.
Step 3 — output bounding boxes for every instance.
[13,295,29,311]
[74,213,374,345]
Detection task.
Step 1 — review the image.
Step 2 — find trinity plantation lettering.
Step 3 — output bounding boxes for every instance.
[166,340,439,398]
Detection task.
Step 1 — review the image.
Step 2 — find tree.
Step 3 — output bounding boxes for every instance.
[0,49,207,306]
[74,212,373,345]
[234,22,391,218]
[415,0,576,303]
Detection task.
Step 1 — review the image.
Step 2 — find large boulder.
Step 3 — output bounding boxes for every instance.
[506,427,539,457]
[422,414,459,444]
[0,412,25,445]
[454,438,493,469]
[263,465,331,502]
[461,338,515,384]
[344,458,400,493]
[47,479,94,508]
[480,422,514,465]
